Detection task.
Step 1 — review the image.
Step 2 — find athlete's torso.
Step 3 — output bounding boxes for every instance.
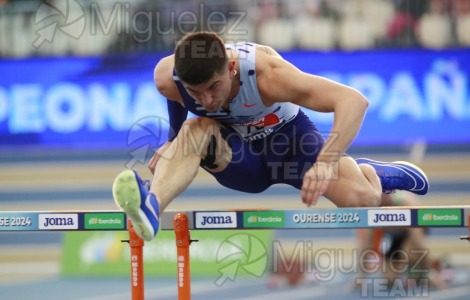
[173,42,299,141]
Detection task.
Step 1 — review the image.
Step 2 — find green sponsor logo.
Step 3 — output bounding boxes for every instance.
[84,213,125,229]
[243,211,285,228]
[418,209,462,226]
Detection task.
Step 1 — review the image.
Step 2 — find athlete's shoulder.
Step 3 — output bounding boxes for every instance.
[253,44,286,104]
[254,44,284,76]
[255,44,282,58]
[154,54,182,101]
[255,44,284,66]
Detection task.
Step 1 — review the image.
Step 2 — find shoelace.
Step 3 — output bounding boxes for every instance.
[379,172,411,191]
[142,179,151,191]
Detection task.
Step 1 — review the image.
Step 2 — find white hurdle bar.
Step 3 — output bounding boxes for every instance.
[1,206,470,300]
[1,206,469,232]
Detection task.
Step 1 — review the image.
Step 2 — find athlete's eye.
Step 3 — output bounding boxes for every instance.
[210,83,220,90]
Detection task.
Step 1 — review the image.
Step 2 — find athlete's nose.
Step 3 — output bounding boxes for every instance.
[200,94,215,108]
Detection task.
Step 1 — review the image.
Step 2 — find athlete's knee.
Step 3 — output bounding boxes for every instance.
[346,163,382,207]
[181,117,219,138]
[177,117,232,168]
[177,117,220,151]
[343,185,381,207]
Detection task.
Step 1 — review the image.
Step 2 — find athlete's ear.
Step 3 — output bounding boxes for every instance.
[228,60,236,77]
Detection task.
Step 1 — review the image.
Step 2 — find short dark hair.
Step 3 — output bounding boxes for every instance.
[174,32,228,85]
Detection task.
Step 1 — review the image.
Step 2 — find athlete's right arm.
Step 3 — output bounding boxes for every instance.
[154,55,182,102]
[149,56,188,174]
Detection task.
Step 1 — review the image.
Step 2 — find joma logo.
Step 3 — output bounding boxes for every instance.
[373,213,407,223]
[43,217,75,227]
[195,212,237,229]
[367,210,411,226]
[201,216,233,226]
[39,214,78,230]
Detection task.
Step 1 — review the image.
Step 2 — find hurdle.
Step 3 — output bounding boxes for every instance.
[1,206,469,300]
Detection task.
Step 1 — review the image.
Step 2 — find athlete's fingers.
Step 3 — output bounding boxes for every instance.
[301,175,312,204]
[301,169,316,203]
[148,152,159,174]
[302,168,319,207]
[317,177,329,197]
[307,178,320,207]
[311,179,328,206]
[305,162,333,206]
[301,176,311,204]
[308,178,316,206]
[149,152,157,165]
[314,162,334,200]
[148,142,173,174]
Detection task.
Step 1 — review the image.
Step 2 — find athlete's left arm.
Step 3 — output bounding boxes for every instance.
[257,54,368,162]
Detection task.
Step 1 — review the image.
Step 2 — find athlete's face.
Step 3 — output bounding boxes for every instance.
[183,63,236,112]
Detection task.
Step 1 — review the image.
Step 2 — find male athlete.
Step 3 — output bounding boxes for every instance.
[112,32,429,241]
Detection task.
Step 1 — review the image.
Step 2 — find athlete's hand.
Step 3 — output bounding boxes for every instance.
[148,141,172,174]
[301,161,335,207]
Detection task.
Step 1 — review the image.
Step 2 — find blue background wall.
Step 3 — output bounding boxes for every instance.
[1,49,469,151]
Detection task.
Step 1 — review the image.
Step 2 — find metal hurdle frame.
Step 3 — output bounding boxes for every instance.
[1,206,469,300]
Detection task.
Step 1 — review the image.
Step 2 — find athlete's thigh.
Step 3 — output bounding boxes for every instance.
[181,117,231,171]
[273,111,324,188]
[323,156,378,207]
[178,117,271,192]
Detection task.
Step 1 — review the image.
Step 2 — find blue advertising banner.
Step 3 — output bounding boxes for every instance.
[0,55,169,151]
[284,209,368,229]
[1,49,469,151]
[292,49,470,145]
[0,212,39,231]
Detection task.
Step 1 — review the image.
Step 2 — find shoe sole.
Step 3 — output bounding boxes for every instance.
[356,158,429,194]
[112,170,155,241]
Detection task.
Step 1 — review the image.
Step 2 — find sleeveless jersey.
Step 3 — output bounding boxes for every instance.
[173,42,299,141]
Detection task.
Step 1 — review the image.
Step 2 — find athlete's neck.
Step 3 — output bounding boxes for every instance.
[223,50,241,109]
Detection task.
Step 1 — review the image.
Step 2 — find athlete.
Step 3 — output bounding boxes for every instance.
[112,31,429,241]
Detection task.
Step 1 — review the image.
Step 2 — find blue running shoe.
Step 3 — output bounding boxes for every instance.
[112,169,160,241]
[355,158,429,195]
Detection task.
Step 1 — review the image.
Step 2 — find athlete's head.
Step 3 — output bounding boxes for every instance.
[174,32,236,112]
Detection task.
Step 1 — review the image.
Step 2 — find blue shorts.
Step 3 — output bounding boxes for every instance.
[205,110,325,193]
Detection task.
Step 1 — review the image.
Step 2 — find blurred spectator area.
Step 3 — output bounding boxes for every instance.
[0,0,469,58]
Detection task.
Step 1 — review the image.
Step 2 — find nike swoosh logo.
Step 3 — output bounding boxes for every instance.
[243,103,256,108]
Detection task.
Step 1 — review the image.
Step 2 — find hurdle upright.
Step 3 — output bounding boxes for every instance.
[123,214,194,300]
[122,219,145,299]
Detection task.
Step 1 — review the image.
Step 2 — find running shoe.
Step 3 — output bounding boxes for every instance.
[355,158,429,195]
[112,169,159,241]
